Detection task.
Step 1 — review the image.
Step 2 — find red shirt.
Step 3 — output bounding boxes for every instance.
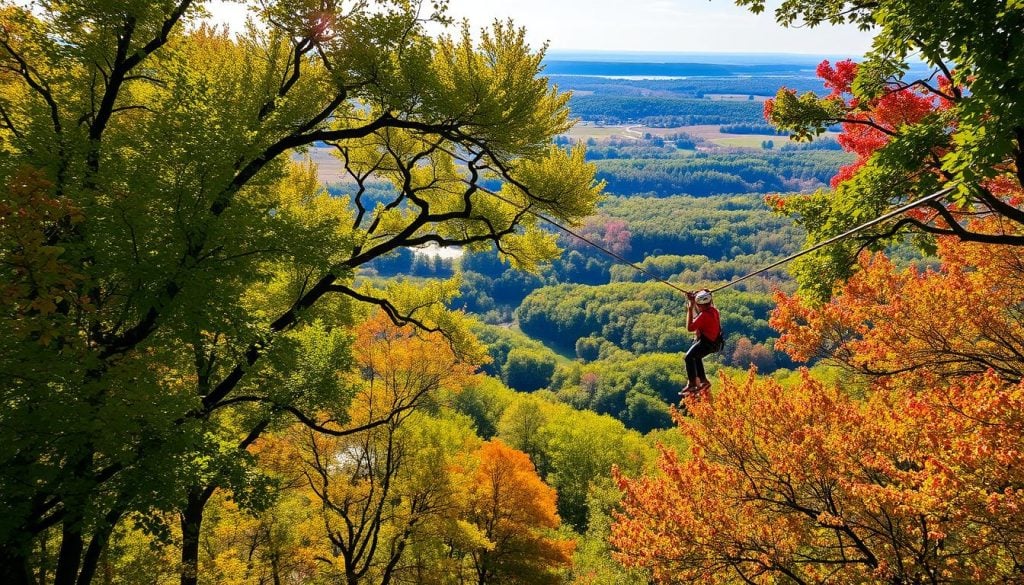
[689,306,721,341]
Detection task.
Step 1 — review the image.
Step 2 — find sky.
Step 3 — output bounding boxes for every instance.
[207,0,874,56]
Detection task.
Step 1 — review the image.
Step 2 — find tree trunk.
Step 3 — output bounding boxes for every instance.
[38,530,49,585]
[179,489,207,585]
[53,522,84,585]
[0,545,32,585]
[76,510,120,585]
[270,553,281,585]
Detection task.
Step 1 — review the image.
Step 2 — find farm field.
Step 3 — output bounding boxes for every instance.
[711,135,782,148]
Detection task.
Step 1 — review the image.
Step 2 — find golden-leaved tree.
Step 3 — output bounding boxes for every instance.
[209,312,486,585]
[0,2,601,583]
[463,439,575,585]
[170,314,575,585]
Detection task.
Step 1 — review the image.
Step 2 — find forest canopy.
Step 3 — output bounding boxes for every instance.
[3,0,1024,583]
[0,2,602,583]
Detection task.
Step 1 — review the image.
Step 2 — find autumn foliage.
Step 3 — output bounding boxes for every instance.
[467,439,575,584]
[762,50,1024,298]
[612,226,1024,583]
[812,59,944,187]
[612,371,1024,583]
[0,168,85,340]
[236,316,575,585]
[771,232,1024,382]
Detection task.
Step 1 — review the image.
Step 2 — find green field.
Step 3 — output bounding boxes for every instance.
[710,135,781,148]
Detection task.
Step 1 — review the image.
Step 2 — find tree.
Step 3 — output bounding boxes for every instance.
[567,482,649,585]
[742,0,1024,296]
[503,347,558,392]
[184,490,320,585]
[729,336,776,371]
[771,232,1024,383]
[0,3,601,583]
[179,313,486,585]
[612,371,1024,584]
[572,216,632,258]
[574,336,602,362]
[462,440,575,585]
[291,314,479,585]
[543,410,652,532]
[496,396,554,476]
[450,376,514,440]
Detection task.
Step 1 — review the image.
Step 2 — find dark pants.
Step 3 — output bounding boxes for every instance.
[685,338,715,382]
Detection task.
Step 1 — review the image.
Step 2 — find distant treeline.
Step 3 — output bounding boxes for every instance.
[543,61,823,78]
[573,132,702,160]
[569,96,766,125]
[544,61,736,77]
[719,123,787,135]
[549,74,827,99]
[779,137,843,151]
[595,151,853,196]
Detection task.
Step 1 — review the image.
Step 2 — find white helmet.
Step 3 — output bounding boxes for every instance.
[694,290,712,305]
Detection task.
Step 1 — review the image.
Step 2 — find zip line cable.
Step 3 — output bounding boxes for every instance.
[482,185,952,297]
[438,145,693,295]
[481,187,693,296]
[707,187,953,293]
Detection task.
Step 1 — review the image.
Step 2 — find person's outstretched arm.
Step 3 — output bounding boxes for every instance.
[686,295,699,332]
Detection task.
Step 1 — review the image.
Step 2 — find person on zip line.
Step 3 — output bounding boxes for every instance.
[680,289,720,397]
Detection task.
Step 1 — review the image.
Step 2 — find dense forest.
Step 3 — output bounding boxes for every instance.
[567,96,766,125]
[547,72,829,99]
[3,1,1024,584]
[593,150,852,195]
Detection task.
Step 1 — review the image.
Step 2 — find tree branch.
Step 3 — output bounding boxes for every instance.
[88,1,194,158]
[0,101,23,140]
[836,116,898,137]
[211,113,459,216]
[325,283,442,333]
[257,37,313,121]
[0,36,61,137]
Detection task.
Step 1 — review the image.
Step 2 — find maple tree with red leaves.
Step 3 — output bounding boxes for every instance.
[743,0,1024,298]
[766,55,1024,298]
[810,59,944,188]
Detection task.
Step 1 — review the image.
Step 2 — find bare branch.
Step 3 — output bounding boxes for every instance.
[325,283,442,334]
[836,116,898,137]
[0,36,62,137]
[0,102,23,140]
